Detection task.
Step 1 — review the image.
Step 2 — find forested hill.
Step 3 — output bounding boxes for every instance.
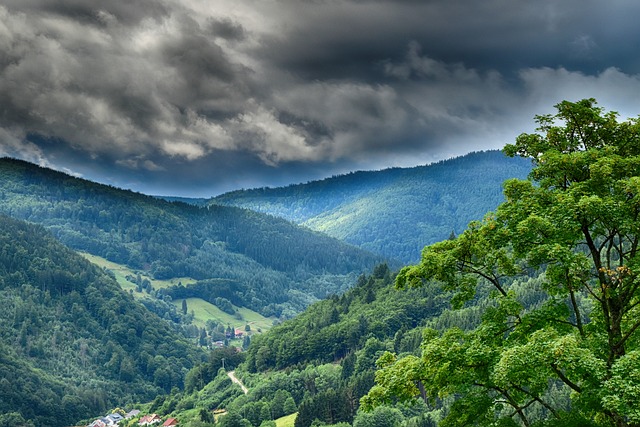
[0,214,204,427]
[0,158,383,317]
[144,263,503,426]
[212,150,532,263]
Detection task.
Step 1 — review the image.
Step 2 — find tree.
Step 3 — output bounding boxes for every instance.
[182,299,188,315]
[226,324,235,339]
[0,412,35,427]
[284,396,297,415]
[199,408,214,423]
[353,405,403,427]
[295,389,352,427]
[199,328,208,347]
[218,412,251,427]
[363,99,640,427]
[271,389,292,419]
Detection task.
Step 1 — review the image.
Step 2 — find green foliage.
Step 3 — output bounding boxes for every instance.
[159,263,472,427]
[294,389,352,427]
[158,259,527,427]
[0,214,203,427]
[0,158,383,316]
[283,396,297,415]
[352,405,404,427]
[184,348,245,393]
[365,99,640,427]
[218,411,252,427]
[0,412,34,427]
[244,267,448,372]
[213,151,531,263]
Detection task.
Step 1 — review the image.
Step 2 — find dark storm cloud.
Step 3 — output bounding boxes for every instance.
[206,17,247,41]
[1,0,640,196]
[261,0,640,79]
[2,0,170,26]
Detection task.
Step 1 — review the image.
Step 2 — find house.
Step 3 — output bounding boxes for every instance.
[139,414,162,425]
[105,413,124,425]
[162,418,179,426]
[234,329,244,337]
[89,420,106,427]
[125,410,141,419]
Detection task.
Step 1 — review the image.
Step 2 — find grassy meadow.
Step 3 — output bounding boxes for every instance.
[80,252,276,333]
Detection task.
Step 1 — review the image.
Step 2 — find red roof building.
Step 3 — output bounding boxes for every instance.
[139,414,162,425]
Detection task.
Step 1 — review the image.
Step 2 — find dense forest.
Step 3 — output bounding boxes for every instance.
[129,262,515,427]
[212,150,531,263]
[0,158,384,316]
[5,99,640,427]
[0,214,204,427]
[111,100,640,427]
[123,264,450,427]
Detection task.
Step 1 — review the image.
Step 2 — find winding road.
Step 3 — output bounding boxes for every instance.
[227,370,249,394]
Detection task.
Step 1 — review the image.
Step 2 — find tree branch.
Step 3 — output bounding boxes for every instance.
[465,265,508,297]
[551,364,582,393]
[511,384,560,419]
[567,274,585,337]
[618,318,640,350]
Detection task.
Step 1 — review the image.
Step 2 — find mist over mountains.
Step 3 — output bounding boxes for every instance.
[213,150,532,263]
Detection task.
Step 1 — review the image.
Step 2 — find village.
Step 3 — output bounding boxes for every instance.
[87,410,178,427]
[82,322,251,427]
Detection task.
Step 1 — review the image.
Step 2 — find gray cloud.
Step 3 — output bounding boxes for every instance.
[1,0,640,196]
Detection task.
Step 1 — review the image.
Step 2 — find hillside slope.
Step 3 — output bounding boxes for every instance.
[136,263,501,427]
[0,214,203,427]
[0,158,384,316]
[212,150,532,263]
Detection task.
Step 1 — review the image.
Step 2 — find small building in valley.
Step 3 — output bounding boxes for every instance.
[139,414,162,425]
[125,409,141,419]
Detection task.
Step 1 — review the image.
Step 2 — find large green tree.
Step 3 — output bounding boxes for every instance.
[363,99,640,426]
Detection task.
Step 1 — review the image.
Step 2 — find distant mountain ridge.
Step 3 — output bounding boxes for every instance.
[0,157,383,317]
[212,150,532,263]
[156,195,209,206]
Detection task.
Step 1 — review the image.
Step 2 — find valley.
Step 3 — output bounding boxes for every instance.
[3,104,639,427]
[0,151,530,427]
[79,253,276,333]
[0,0,636,423]
[79,252,198,292]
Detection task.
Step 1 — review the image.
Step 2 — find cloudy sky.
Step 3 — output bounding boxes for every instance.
[1,0,639,196]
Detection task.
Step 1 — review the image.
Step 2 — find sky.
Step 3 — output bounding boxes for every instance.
[1,1,640,197]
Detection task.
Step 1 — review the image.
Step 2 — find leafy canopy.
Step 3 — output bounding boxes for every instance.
[363,99,640,427]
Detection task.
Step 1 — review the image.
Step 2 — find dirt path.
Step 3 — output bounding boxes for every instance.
[227,370,248,394]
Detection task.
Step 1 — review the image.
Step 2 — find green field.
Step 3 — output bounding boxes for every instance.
[80,252,276,334]
[275,413,297,427]
[79,252,197,293]
[173,297,275,332]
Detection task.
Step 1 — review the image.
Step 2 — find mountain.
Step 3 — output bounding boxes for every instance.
[0,158,384,317]
[0,214,204,427]
[212,150,532,263]
[135,263,498,427]
[156,196,210,207]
